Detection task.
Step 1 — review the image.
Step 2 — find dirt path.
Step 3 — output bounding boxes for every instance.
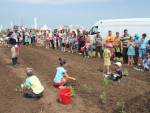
[0,46,150,113]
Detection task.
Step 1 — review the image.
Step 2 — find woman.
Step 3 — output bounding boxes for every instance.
[85,32,93,58]
[54,58,76,88]
[21,68,44,100]
[114,32,122,61]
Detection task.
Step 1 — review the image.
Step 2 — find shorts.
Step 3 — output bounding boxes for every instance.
[54,79,65,87]
[139,49,147,59]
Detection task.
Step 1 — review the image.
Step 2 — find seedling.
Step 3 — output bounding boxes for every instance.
[67,85,75,97]
[99,92,107,104]
[102,77,109,86]
[15,85,22,92]
[123,69,129,76]
[79,84,92,93]
[117,102,126,113]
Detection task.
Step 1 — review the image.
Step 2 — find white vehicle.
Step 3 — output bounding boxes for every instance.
[89,18,150,48]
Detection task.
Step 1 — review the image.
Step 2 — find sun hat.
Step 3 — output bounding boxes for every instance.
[114,62,122,68]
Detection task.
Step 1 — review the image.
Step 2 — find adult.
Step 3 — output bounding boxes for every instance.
[31,29,37,45]
[21,68,44,100]
[134,34,140,65]
[95,32,103,59]
[120,29,131,63]
[114,32,122,61]
[105,31,115,59]
[8,31,17,67]
[48,30,54,49]
[9,25,21,67]
[138,33,148,66]
[85,32,93,58]
[147,39,150,53]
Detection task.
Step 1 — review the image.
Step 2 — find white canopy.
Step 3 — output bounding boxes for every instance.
[42,25,48,30]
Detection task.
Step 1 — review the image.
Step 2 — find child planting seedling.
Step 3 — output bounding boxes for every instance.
[123,68,129,76]
[67,85,75,97]
[117,102,126,113]
[99,92,107,104]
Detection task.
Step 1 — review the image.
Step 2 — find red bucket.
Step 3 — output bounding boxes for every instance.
[58,88,71,105]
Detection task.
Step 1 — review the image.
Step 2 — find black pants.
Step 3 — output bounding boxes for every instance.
[95,46,103,58]
[50,40,54,49]
[122,48,128,63]
[134,47,139,65]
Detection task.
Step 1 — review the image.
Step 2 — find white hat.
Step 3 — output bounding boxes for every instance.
[114,62,122,68]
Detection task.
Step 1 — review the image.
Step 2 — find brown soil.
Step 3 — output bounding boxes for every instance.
[0,46,150,113]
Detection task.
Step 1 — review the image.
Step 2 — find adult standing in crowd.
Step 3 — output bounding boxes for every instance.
[105,31,115,60]
[114,32,122,61]
[138,33,148,66]
[31,29,37,46]
[120,29,131,63]
[95,32,103,59]
[147,39,150,53]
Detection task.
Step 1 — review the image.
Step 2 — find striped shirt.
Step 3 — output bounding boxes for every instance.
[121,35,131,48]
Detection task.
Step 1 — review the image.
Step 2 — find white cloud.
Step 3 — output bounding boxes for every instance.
[9,0,108,4]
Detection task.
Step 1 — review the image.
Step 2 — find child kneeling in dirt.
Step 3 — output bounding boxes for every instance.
[21,68,44,100]
[54,58,76,88]
[111,62,123,81]
[142,53,150,71]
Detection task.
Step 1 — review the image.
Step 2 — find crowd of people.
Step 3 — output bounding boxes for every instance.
[0,25,150,100]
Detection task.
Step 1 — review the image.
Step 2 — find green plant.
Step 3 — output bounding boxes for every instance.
[117,102,126,113]
[123,69,129,76]
[102,77,109,86]
[67,85,75,97]
[79,84,92,93]
[99,92,107,104]
[15,85,22,92]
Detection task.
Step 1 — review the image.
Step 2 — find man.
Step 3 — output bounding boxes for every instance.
[120,29,131,63]
[147,39,150,53]
[95,32,103,59]
[105,31,115,59]
[138,33,148,66]
[134,34,140,65]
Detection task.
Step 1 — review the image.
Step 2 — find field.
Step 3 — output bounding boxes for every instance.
[0,46,150,113]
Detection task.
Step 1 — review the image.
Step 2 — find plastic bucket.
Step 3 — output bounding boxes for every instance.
[58,88,71,105]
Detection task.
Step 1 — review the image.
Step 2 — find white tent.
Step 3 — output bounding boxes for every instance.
[42,25,48,30]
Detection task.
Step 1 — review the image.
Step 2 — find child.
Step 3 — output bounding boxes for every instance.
[21,68,44,100]
[127,37,135,66]
[103,44,112,74]
[54,58,76,88]
[45,34,50,49]
[142,53,150,71]
[53,34,57,49]
[111,62,123,81]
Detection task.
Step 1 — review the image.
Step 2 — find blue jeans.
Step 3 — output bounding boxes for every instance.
[139,49,147,59]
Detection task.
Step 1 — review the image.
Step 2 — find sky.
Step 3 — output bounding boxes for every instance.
[0,0,150,30]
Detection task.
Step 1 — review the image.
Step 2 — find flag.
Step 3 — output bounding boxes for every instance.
[10,21,13,28]
[34,17,37,29]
